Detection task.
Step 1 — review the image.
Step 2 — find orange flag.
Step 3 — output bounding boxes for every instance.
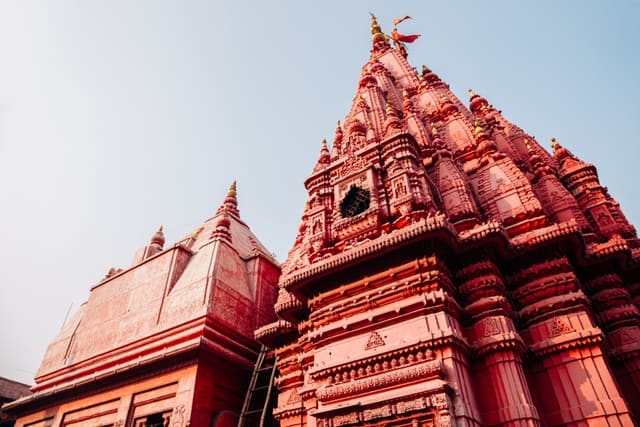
[391,28,420,43]
[393,15,412,26]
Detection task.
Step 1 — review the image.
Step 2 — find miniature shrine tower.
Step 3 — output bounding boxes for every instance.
[5,183,280,427]
[256,16,640,427]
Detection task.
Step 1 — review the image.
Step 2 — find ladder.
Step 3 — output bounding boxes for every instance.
[237,345,277,427]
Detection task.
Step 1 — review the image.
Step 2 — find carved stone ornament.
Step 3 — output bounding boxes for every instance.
[550,318,574,337]
[365,330,385,350]
[172,404,186,427]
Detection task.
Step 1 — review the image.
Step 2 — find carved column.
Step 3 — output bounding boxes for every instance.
[509,256,633,426]
[458,259,540,427]
[585,273,640,417]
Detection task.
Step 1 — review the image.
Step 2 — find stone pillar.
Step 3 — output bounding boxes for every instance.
[458,260,540,427]
[510,256,633,426]
[585,273,640,418]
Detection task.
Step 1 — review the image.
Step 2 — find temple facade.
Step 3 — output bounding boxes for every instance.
[256,16,640,427]
[4,184,280,427]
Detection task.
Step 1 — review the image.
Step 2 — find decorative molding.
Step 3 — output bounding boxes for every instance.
[316,359,441,401]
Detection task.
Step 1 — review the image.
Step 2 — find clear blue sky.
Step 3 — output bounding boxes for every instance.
[1,1,638,385]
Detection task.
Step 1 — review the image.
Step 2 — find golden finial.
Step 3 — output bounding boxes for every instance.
[421,65,431,75]
[468,88,476,99]
[370,12,387,42]
[337,119,341,127]
[227,180,237,197]
[370,13,381,35]
[191,226,204,239]
[550,137,560,151]
[156,225,164,236]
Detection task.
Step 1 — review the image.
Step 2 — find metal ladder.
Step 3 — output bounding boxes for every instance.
[237,345,277,427]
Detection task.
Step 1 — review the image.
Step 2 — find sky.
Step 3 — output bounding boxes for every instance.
[0,1,639,385]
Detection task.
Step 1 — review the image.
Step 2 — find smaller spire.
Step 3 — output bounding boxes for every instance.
[468,88,489,113]
[384,98,402,136]
[332,120,343,155]
[551,137,561,152]
[525,138,549,178]
[216,180,240,217]
[402,89,414,113]
[150,225,165,249]
[313,138,331,172]
[421,65,431,75]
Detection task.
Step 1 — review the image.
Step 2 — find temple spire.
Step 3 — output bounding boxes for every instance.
[313,138,331,172]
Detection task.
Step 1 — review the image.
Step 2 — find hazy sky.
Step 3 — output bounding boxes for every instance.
[1,1,639,385]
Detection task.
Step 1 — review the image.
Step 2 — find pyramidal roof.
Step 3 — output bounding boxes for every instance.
[274,14,637,297]
[32,182,279,393]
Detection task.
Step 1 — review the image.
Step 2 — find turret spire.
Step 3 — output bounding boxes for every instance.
[150,225,165,249]
[313,138,331,172]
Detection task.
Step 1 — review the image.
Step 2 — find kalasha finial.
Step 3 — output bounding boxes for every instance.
[370,13,387,43]
[422,65,431,75]
[551,137,560,151]
[468,88,476,99]
[333,120,343,145]
[150,225,165,248]
[227,180,237,197]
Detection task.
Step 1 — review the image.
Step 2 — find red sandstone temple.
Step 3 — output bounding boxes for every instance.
[255,15,640,427]
[5,14,640,427]
[4,184,280,426]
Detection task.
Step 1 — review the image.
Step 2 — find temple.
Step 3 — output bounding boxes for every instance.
[4,183,280,426]
[5,14,640,427]
[255,15,640,427]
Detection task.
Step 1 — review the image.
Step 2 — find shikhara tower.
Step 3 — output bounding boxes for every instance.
[257,15,640,427]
